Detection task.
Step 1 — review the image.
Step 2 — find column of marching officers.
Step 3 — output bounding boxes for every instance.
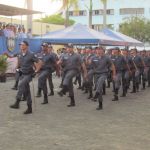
[9,41,150,114]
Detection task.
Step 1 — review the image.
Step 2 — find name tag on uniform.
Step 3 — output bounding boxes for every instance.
[93,59,98,62]
[64,57,68,60]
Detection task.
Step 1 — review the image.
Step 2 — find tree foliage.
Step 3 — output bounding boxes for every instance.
[35,14,75,26]
[119,17,150,43]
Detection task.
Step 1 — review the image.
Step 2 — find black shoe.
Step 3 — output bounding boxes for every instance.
[41,101,48,104]
[11,87,18,90]
[96,106,102,110]
[120,94,126,97]
[57,91,63,97]
[10,100,20,109]
[112,95,118,101]
[48,92,54,96]
[88,95,93,99]
[93,92,99,99]
[67,103,75,107]
[96,102,103,110]
[130,90,136,93]
[24,105,32,114]
[36,94,41,97]
[73,81,77,85]
[10,103,19,109]
[77,86,82,90]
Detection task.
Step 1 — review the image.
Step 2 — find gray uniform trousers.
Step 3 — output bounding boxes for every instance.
[38,70,50,95]
[95,74,107,101]
[16,74,32,105]
[48,73,54,90]
[63,69,78,97]
[114,72,122,90]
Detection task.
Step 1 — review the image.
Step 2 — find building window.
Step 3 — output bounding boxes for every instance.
[120,8,144,15]
[79,10,87,16]
[69,11,73,16]
[107,9,114,15]
[71,10,86,16]
[93,9,103,15]
[92,24,103,31]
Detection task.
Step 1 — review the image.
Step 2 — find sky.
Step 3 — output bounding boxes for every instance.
[0,0,62,18]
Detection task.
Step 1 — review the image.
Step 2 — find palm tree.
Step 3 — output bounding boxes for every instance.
[100,0,107,28]
[57,0,79,27]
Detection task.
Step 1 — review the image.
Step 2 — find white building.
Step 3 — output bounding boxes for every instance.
[68,0,150,30]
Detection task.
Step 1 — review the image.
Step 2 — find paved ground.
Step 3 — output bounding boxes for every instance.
[0,77,150,150]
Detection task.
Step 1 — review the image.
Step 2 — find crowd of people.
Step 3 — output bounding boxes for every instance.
[0,22,32,38]
[8,41,150,114]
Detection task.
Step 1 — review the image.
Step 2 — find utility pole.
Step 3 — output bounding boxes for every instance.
[89,0,93,28]
[26,0,33,33]
[102,0,107,29]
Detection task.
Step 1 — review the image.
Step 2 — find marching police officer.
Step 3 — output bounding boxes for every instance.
[130,48,145,93]
[47,44,59,96]
[57,43,87,107]
[10,41,41,114]
[111,47,128,100]
[36,43,56,104]
[89,46,116,110]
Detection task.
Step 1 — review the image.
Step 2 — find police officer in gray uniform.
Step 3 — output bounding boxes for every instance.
[84,47,95,99]
[111,47,128,100]
[130,49,145,93]
[10,41,41,114]
[89,46,116,110]
[141,50,150,89]
[36,43,55,104]
[47,44,59,96]
[57,43,87,107]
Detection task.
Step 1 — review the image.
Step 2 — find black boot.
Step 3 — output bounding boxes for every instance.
[67,96,75,107]
[10,99,20,109]
[112,89,119,101]
[48,89,54,96]
[130,85,136,93]
[96,96,103,110]
[24,104,32,114]
[91,92,99,102]
[88,90,93,99]
[41,94,48,104]
[120,89,126,97]
[112,95,119,101]
[36,88,42,97]
[142,82,145,90]
[11,81,18,90]
[58,85,68,97]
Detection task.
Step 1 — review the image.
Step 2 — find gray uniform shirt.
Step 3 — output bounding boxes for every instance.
[91,55,112,74]
[18,51,39,74]
[111,55,127,72]
[41,53,55,71]
[60,52,82,72]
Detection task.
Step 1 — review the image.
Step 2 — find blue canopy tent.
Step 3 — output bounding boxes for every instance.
[33,24,125,46]
[101,28,144,47]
